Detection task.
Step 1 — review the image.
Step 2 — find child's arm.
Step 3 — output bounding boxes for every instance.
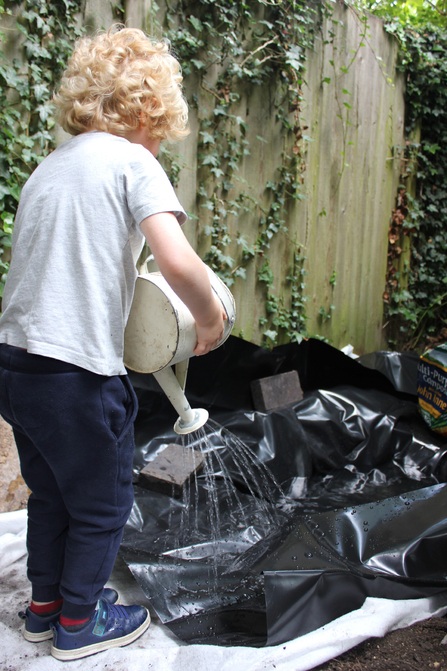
[140,212,226,356]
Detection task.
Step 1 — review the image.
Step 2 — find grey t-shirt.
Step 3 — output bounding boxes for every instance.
[0,131,186,375]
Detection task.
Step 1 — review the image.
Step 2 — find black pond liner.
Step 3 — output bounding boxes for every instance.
[120,336,447,647]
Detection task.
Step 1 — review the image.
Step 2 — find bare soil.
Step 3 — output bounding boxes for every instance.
[314,616,447,671]
[0,417,28,513]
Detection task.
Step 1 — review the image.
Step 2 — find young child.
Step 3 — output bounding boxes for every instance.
[0,26,225,661]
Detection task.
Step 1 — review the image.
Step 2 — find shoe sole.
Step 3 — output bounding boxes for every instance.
[24,629,54,642]
[50,609,150,661]
[23,591,121,643]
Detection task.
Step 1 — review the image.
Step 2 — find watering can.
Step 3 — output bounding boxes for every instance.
[124,262,236,434]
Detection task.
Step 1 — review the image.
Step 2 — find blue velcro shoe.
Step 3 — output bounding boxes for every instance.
[50,599,150,660]
[20,588,120,642]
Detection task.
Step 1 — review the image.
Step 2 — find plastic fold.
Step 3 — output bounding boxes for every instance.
[120,337,447,646]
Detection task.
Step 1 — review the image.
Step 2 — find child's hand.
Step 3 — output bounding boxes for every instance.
[193,297,227,356]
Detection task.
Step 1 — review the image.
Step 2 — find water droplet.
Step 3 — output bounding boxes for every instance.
[292,555,297,560]
[363,521,368,525]
[305,552,313,558]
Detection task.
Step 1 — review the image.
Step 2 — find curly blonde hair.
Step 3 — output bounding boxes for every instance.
[53,26,189,141]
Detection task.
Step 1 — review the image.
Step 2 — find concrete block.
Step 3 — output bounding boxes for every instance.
[138,443,205,498]
[250,370,303,412]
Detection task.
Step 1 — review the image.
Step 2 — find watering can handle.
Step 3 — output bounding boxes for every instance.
[139,253,154,276]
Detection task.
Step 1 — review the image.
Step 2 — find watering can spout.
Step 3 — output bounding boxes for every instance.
[153,366,209,435]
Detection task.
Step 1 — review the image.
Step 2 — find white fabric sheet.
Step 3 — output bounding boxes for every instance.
[1,509,446,671]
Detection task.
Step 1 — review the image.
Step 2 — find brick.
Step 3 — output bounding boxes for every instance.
[250,370,303,412]
[138,443,205,498]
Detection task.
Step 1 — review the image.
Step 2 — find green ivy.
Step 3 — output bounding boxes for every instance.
[6,1,429,352]
[0,0,83,296]
[379,16,447,349]
[159,0,318,346]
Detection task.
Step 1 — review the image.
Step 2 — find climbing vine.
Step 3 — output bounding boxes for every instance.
[158,0,318,346]
[0,0,320,347]
[0,0,83,296]
[4,1,438,352]
[374,7,447,350]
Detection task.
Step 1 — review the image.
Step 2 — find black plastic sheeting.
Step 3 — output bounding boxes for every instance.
[121,336,447,646]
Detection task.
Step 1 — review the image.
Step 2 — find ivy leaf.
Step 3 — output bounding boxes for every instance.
[191,59,206,70]
[263,329,277,342]
[36,101,53,122]
[1,211,14,234]
[23,40,51,60]
[201,154,219,167]
[7,184,21,202]
[199,131,215,145]
[21,148,34,163]
[33,83,49,102]
[285,45,301,72]
[201,201,215,212]
[188,16,203,32]
[425,143,440,154]
[234,267,246,279]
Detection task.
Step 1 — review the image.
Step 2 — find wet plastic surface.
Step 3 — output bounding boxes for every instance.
[121,337,447,646]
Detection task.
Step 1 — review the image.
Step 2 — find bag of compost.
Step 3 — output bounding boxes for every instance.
[417,342,447,435]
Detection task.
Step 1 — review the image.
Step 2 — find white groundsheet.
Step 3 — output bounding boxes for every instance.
[1,509,447,671]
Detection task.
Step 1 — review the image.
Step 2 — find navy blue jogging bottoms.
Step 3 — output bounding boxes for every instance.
[0,344,138,619]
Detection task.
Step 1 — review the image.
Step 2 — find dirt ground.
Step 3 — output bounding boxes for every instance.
[314,616,447,670]
[1,425,447,670]
[0,417,28,513]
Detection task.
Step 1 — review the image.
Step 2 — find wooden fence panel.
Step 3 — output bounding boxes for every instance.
[169,4,405,353]
[2,1,405,354]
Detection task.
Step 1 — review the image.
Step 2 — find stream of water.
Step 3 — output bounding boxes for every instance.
[162,419,290,582]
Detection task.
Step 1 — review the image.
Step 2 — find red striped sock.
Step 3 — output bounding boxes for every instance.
[30,598,63,615]
[60,615,90,628]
